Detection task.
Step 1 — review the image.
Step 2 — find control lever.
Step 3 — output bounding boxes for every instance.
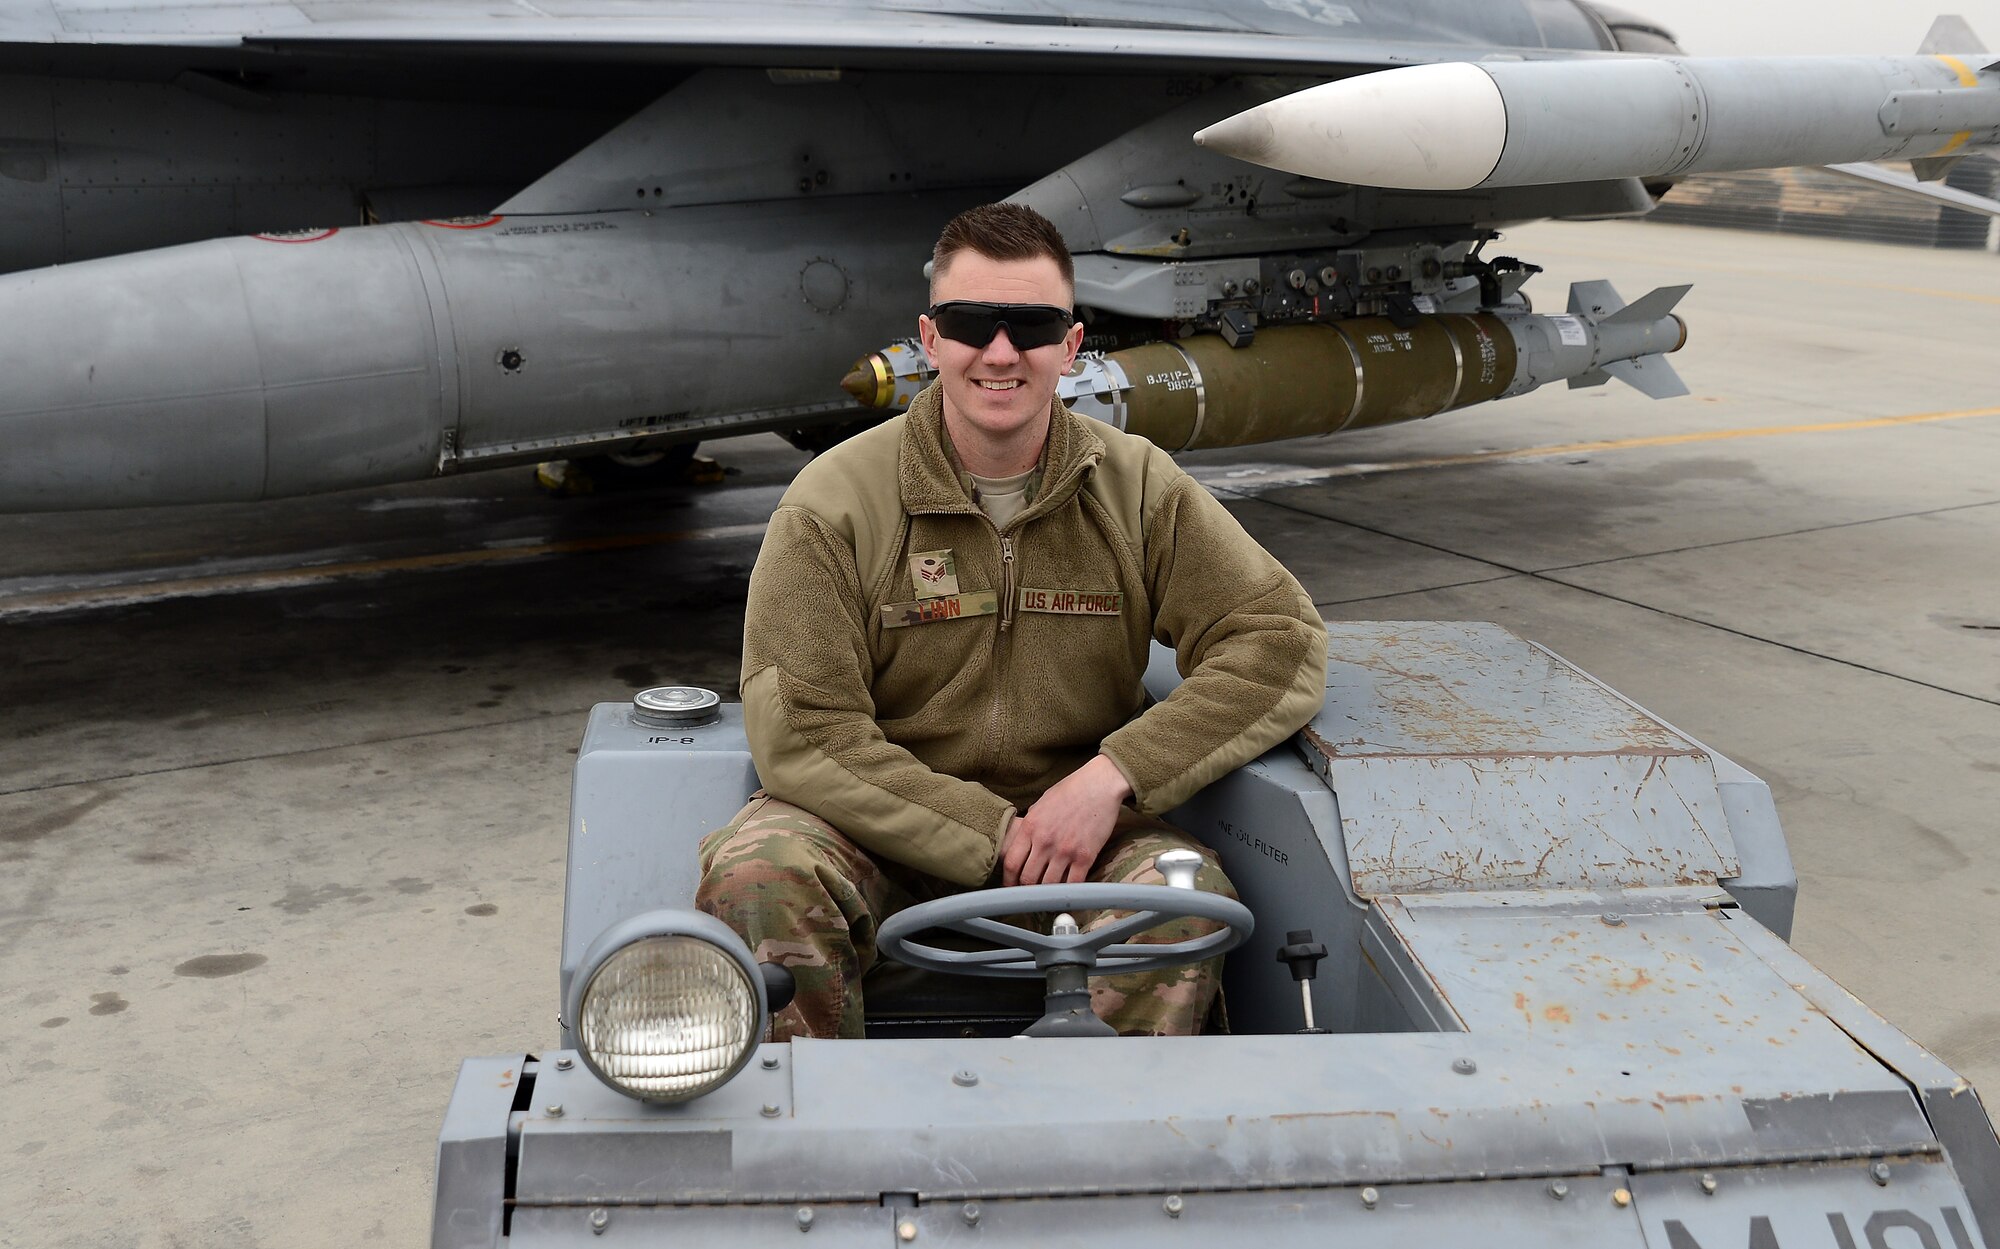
[1155,848,1203,890]
[1275,929,1329,1035]
[759,962,797,1014]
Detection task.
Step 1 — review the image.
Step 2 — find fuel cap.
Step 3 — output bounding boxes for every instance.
[631,686,721,727]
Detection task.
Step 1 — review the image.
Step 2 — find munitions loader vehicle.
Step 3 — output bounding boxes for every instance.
[433,621,2000,1247]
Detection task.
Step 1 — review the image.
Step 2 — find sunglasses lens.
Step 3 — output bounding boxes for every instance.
[932,303,1072,349]
[932,306,997,346]
[1004,311,1072,349]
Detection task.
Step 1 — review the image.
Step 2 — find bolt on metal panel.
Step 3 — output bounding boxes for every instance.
[1626,1154,1987,1249]
[888,1170,1649,1247]
[1371,893,1930,1168]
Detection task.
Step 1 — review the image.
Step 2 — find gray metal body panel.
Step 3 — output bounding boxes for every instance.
[558,701,756,1044]
[500,68,1147,217]
[1306,621,1741,895]
[0,70,612,272]
[1731,916,2000,1244]
[433,1055,528,1249]
[505,1021,1917,1200]
[508,1160,1973,1247]
[437,621,1993,1247]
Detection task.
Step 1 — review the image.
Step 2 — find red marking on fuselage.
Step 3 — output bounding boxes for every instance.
[252,228,339,244]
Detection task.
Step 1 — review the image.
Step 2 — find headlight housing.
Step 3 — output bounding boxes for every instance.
[566,911,768,1103]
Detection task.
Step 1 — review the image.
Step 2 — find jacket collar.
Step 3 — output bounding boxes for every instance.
[898,383,1104,520]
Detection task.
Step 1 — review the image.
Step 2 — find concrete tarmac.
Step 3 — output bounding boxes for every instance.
[2,220,1997,1245]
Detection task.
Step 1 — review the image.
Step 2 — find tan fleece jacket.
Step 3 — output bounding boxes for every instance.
[740,384,1327,886]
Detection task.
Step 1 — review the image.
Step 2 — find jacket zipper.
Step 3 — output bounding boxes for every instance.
[982,523,1016,775]
[998,533,1016,631]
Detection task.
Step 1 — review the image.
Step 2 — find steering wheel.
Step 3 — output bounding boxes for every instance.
[876,874,1253,1037]
[878,882,1253,977]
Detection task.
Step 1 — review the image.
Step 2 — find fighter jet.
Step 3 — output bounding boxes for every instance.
[0,1,1995,510]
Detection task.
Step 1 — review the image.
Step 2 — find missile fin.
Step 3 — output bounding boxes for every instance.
[1603,284,1692,327]
[1603,355,1689,401]
[1919,16,1985,55]
[1824,160,2000,217]
[1566,279,1624,323]
[1910,155,1965,182]
[1567,369,1612,390]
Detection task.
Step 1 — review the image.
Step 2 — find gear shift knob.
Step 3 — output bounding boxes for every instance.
[1155,848,1202,890]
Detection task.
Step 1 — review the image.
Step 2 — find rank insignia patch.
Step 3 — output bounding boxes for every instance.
[909,549,960,599]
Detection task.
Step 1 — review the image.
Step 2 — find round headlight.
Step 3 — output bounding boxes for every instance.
[577,932,762,1102]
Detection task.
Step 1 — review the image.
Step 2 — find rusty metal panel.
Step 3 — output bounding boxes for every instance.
[510,1171,1652,1247]
[1303,622,1739,896]
[1728,914,2000,1246]
[1374,892,1917,1162]
[1628,1154,1988,1249]
[892,1171,1648,1247]
[511,1201,892,1247]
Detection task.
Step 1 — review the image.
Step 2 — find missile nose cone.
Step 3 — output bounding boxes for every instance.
[1193,110,1278,165]
[841,354,892,408]
[1194,62,1507,191]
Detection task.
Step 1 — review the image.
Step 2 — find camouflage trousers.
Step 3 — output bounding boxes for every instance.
[697,794,1237,1040]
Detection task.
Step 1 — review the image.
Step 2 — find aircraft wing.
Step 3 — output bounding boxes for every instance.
[248,22,1475,74]
[2,0,1613,74]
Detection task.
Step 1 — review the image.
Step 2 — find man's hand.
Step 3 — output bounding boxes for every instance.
[1001,754,1135,886]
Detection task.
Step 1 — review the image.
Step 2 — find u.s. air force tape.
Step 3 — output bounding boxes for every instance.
[880,590,999,629]
[1018,588,1122,616]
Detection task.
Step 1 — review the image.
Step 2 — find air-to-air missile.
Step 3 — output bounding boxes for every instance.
[841,282,1689,451]
[1192,54,2000,191]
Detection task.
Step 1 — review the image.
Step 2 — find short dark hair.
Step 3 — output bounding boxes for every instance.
[930,202,1073,297]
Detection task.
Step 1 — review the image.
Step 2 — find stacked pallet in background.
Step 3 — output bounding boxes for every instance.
[1648,156,1999,249]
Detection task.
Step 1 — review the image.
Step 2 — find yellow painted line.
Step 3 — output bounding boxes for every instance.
[12,403,2000,615]
[1874,283,2000,306]
[1200,403,2000,489]
[1772,275,2000,308]
[1405,402,2000,465]
[1526,242,2000,308]
[0,521,770,616]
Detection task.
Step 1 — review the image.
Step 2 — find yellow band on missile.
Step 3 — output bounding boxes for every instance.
[840,352,896,408]
[1935,54,1980,88]
[1931,54,1980,155]
[867,352,892,407]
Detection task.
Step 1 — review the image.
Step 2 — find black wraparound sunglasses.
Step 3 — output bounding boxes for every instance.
[928,301,1076,350]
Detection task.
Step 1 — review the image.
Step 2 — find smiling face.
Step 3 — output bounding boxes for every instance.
[918,250,1084,472]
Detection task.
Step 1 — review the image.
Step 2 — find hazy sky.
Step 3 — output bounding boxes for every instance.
[1636,2,2000,56]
